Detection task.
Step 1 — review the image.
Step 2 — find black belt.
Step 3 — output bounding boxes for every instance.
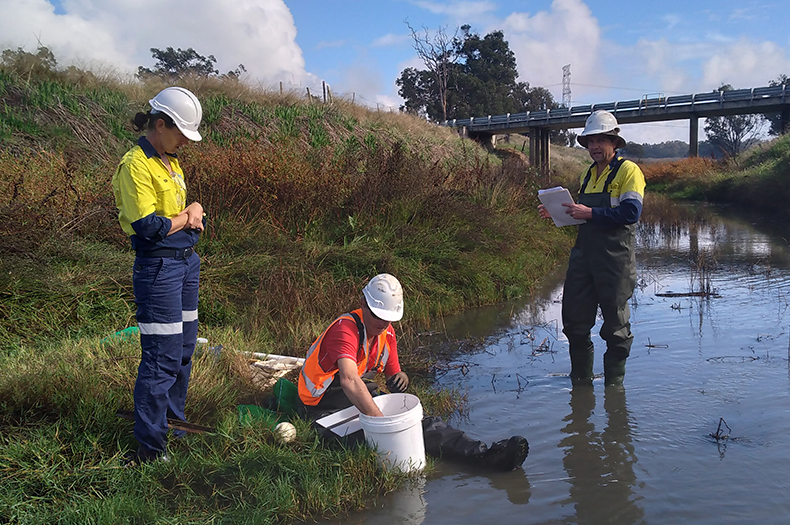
[136,246,194,259]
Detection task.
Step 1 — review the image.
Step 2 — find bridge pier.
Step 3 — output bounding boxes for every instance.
[689,117,699,157]
[529,128,551,174]
[781,109,790,134]
[465,129,497,149]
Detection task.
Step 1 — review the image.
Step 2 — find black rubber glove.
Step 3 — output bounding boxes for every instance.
[386,371,410,393]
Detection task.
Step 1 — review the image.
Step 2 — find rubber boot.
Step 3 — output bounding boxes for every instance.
[603,353,627,386]
[422,417,528,471]
[569,345,595,386]
[475,436,530,471]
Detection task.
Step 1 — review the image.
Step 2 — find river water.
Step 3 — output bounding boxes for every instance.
[332,203,790,525]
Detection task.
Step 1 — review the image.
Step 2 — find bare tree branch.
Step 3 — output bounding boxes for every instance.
[405,21,458,121]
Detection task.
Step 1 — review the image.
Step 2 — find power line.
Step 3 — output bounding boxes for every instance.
[543,82,687,95]
[570,83,687,95]
[622,122,691,129]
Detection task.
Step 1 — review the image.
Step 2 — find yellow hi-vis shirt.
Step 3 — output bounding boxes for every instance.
[579,157,645,225]
[580,158,645,207]
[112,137,197,251]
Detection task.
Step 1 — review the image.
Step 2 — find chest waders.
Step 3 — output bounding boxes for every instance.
[562,158,636,386]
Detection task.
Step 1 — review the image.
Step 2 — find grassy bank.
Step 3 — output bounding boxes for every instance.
[640,135,790,213]
[1,328,469,524]
[0,57,575,523]
[0,69,573,354]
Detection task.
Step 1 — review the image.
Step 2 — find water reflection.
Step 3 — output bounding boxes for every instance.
[332,202,790,524]
[442,466,533,506]
[489,470,532,505]
[559,387,643,524]
[382,476,427,525]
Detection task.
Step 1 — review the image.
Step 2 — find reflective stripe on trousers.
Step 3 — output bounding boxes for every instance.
[132,252,200,452]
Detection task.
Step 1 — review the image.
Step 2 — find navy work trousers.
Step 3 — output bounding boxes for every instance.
[132,251,200,453]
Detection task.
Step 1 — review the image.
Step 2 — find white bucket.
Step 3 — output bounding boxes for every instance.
[359,393,426,472]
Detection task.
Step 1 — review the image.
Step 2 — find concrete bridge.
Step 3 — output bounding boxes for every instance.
[440,85,790,171]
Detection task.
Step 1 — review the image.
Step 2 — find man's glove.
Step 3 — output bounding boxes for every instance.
[386,372,410,393]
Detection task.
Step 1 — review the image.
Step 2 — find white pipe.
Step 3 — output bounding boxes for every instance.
[246,351,305,366]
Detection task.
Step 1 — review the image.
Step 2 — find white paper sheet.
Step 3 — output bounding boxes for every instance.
[538,187,586,227]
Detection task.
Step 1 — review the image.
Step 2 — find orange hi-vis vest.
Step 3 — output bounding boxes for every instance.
[298,309,391,406]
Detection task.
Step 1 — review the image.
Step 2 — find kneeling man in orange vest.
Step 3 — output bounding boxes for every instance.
[298,273,529,471]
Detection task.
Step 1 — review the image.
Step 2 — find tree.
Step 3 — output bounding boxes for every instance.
[517,85,555,112]
[447,26,521,118]
[137,47,245,80]
[620,142,645,159]
[763,74,790,136]
[396,66,440,118]
[400,23,457,121]
[704,84,762,158]
[398,24,560,123]
[1,45,57,79]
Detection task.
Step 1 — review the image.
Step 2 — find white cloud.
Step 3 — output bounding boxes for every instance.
[372,33,411,47]
[375,94,400,111]
[499,0,602,101]
[662,14,680,30]
[0,0,309,86]
[621,36,790,96]
[411,0,496,21]
[330,61,402,110]
[704,32,734,44]
[729,7,755,22]
[702,39,790,88]
[0,0,131,71]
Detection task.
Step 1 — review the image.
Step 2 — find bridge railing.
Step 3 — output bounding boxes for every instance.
[440,84,788,129]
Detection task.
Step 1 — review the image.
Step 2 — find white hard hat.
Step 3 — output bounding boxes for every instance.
[577,110,625,149]
[149,87,203,141]
[362,274,404,322]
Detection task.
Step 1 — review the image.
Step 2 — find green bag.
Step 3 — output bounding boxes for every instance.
[272,378,300,416]
[99,326,140,348]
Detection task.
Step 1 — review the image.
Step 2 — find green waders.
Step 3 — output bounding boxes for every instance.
[562,160,636,386]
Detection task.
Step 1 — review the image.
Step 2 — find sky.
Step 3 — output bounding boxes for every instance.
[1,0,789,143]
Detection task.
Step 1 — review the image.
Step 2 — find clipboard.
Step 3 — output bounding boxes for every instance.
[315,404,363,436]
[538,186,586,227]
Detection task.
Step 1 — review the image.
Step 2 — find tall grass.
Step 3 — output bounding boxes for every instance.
[0,330,410,524]
[0,67,571,354]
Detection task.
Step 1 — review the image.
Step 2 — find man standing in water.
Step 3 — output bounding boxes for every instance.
[538,110,645,386]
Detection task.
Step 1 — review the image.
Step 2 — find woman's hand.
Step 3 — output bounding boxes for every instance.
[182,202,205,232]
[168,202,204,235]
